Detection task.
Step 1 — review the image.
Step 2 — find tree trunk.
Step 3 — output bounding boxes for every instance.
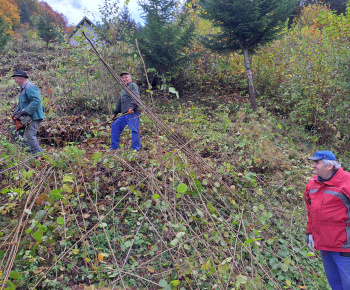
[161,72,168,105]
[243,48,257,111]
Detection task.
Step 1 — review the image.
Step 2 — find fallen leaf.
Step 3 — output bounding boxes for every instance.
[147,266,155,273]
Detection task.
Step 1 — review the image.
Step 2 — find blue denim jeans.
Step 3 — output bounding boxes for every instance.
[11,120,43,154]
[321,250,350,290]
[110,113,141,151]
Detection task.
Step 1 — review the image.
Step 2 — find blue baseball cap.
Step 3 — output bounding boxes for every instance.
[308,151,336,161]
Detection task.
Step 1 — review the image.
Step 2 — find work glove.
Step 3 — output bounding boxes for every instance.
[12,111,22,120]
[128,108,133,114]
[12,110,28,120]
[306,234,315,252]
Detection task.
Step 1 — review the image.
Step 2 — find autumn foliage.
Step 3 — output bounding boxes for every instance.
[0,0,69,37]
[0,0,20,35]
[37,1,69,32]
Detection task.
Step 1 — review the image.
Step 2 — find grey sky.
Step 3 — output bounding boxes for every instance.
[44,0,143,26]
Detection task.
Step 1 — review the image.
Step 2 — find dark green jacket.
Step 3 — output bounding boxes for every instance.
[16,81,44,120]
[113,83,140,115]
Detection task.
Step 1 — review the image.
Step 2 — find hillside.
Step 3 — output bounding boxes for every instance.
[1,2,350,289]
[1,49,341,290]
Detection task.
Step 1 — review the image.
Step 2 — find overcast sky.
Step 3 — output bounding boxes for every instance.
[44,0,143,26]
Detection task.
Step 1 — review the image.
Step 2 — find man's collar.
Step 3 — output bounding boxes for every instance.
[20,80,29,90]
[317,169,338,183]
[21,81,29,89]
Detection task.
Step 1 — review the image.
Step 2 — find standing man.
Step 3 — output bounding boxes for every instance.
[109,72,141,152]
[11,70,44,154]
[304,151,350,289]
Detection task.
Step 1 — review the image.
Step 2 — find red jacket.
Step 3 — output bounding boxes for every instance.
[304,167,350,252]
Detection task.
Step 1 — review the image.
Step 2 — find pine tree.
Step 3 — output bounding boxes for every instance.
[200,0,298,111]
[34,13,63,48]
[98,4,137,43]
[119,5,136,34]
[19,1,31,24]
[135,0,195,77]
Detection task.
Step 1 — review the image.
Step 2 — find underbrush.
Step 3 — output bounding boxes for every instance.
[2,4,350,288]
[0,101,340,289]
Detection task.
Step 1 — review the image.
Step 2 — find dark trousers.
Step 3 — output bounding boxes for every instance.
[11,120,43,154]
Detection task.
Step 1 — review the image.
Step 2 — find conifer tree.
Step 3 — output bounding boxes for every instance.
[119,5,136,34]
[19,1,31,24]
[135,0,195,78]
[34,13,63,48]
[199,0,298,111]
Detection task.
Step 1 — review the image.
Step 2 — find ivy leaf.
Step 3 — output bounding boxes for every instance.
[171,280,180,286]
[218,263,228,274]
[244,239,254,244]
[176,183,188,193]
[194,180,202,193]
[147,266,155,273]
[176,232,186,239]
[9,271,21,280]
[57,217,64,225]
[63,174,74,183]
[33,230,43,242]
[202,260,211,270]
[159,279,169,287]
[170,238,179,247]
[236,274,248,288]
[168,87,179,98]
[284,257,291,265]
[269,257,279,268]
[24,209,32,215]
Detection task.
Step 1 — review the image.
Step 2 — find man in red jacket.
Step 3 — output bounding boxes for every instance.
[304,151,350,289]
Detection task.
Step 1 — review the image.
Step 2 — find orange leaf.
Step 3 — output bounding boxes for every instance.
[40,193,50,202]
[37,197,43,206]
[98,253,104,262]
[46,87,52,95]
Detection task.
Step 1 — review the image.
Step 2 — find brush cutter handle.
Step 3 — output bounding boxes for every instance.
[100,111,133,126]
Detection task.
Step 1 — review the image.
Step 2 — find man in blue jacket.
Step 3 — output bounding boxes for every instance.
[108,72,141,152]
[11,70,44,154]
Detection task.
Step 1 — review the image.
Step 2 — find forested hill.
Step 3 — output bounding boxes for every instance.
[0,0,349,289]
